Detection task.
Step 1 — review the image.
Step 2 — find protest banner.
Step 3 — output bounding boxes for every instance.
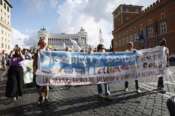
[137,46,166,78]
[21,60,33,84]
[36,46,166,86]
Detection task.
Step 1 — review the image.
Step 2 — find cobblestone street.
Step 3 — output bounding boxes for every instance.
[0,67,175,116]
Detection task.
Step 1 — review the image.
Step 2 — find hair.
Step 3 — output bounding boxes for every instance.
[38,38,47,48]
[38,39,44,46]
[160,39,167,47]
[13,48,21,57]
[128,42,134,46]
[97,44,105,51]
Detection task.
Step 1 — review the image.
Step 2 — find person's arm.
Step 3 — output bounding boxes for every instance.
[166,47,169,58]
[9,50,15,58]
[19,50,25,60]
[166,47,170,66]
[33,53,38,74]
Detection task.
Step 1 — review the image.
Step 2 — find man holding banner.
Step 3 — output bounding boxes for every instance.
[124,42,142,93]
[96,44,111,97]
[33,38,49,104]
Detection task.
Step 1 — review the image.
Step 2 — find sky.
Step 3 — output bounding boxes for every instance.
[11,0,157,49]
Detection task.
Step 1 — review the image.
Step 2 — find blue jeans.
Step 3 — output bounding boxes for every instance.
[97,83,110,96]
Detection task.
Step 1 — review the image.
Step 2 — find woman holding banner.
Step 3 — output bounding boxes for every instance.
[124,42,142,93]
[33,38,49,104]
[96,44,111,97]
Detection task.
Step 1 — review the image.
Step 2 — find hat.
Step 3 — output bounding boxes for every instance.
[97,44,105,50]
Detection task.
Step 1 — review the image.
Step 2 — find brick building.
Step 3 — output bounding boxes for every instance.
[112,0,175,54]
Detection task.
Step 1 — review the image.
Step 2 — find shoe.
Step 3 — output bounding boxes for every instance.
[13,97,17,101]
[65,86,71,89]
[105,91,111,96]
[44,98,49,103]
[103,96,112,101]
[37,96,44,104]
[159,88,166,94]
[136,89,142,93]
[125,88,129,92]
[97,93,103,98]
[17,96,22,100]
[157,86,164,90]
[49,86,53,89]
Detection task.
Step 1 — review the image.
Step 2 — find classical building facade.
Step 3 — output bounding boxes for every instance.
[38,27,88,51]
[112,0,175,54]
[0,0,12,52]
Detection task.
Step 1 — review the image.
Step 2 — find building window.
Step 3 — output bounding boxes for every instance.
[125,8,128,12]
[4,2,6,9]
[7,6,9,12]
[147,26,153,37]
[130,35,133,42]
[159,21,167,34]
[133,33,137,41]
[125,17,129,21]
[136,9,139,13]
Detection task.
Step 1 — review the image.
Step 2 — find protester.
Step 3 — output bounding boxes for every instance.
[33,38,49,104]
[88,46,94,54]
[87,46,94,76]
[157,39,169,93]
[96,44,111,97]
[22,49,32,60]
[124,42,142,93]
[1,50,7,71]
[5,47,24,101]
[1,51,9,80]
[160,39,169,66]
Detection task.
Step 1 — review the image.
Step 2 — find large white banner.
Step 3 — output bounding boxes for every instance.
[36,46,166,86]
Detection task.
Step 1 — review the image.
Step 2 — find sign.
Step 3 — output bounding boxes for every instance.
[36,46,166,86]
[21,60,33,84]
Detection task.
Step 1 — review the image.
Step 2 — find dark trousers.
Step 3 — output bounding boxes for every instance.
[157,76,164,89]
[125,80,139,90]
[6,66,24,97]
[97,83,110,95]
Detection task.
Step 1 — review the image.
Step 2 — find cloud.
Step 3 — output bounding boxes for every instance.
[22,0,61,15]
[53,0,156,49]
[54,0,113,48]
[12,28,37,48]
[17,0,157,49]
[12,28,29,48]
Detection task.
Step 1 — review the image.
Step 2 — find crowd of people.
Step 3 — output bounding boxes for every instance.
[0,38,169,105]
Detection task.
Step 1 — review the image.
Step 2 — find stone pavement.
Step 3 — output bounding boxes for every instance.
[0,67,175,116]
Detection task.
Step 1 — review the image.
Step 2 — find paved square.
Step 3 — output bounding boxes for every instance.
[0,67,175,116]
